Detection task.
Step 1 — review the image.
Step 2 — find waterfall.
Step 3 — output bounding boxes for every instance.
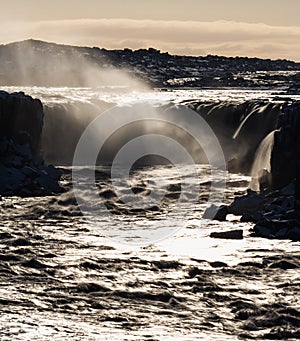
[250,130,275,191]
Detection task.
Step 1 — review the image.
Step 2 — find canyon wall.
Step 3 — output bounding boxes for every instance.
[0,91,62,196]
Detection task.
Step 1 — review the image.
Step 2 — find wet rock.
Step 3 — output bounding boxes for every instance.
[80,261,102,270]
[57,192,78,206]
[237,261,264,268]
[103,315,129,323]
[22,258,48,269]
[210,229,243,240]
[10,238,32,246]
[114,290,176,303]
[240,212,262,223]
[14,143,32,161]
[75,283,111,293]
[236,308,262,320]
[0,170,25,192]
[203,204,228,221]
[35,174,62,194]
[151,260,182,270]
[269,260,299,270]
[0,253,21,262]
[209,261,228,268]
[251,198,300,241]
[253,226,274,238]
[3,155,24,168]
[229,189,265,215]
[90,302,106,310]
[188,267,204,278]
[100,189,117,199]
[0,232,12,239]
[21,166,36,177]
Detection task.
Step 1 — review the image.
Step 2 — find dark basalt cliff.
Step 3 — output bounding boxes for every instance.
[0,91,62,196]
[271,102,300,190]
[0,90,43,155]
[251,102,300,240]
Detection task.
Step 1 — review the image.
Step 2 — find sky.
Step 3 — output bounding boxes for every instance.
[1,0,300,61]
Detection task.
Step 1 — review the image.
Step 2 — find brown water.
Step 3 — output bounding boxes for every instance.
[0,166,299,340]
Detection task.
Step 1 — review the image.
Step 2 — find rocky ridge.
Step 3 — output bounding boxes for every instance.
[1,39,300,88]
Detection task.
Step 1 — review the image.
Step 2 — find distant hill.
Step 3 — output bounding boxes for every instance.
[1,39,300,88]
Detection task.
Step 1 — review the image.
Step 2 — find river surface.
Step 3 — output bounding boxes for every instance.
[2,86,300,105]
[0,87,299,340]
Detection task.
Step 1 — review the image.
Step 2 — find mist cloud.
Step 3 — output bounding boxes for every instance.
[2,18,300,61]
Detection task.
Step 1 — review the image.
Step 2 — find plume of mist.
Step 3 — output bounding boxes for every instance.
[95,104,210,166]
[4,40,208,167]
[42,101,113,165]
[1,39,147,88]
[1,39,157,165]
[42,101,212,167]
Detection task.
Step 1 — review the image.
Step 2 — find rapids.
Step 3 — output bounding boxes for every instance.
[0,87,299,340]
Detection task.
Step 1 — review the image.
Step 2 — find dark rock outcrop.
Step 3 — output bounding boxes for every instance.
[0,90,43,155]
[203,204,228,221]
[249,102,300,240]
[210,229,243,240]
[229,189,265,216]
[226,102,300,241]
[0,91,62,196]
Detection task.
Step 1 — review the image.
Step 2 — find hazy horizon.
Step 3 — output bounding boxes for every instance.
[1,0,300,61]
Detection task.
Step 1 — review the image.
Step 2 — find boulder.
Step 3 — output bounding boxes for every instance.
[253,226,275,239]
[203,204,228,221]
[229,189,265,215]
[210,229,243,240]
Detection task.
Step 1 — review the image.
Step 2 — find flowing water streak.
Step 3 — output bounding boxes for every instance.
[250,130,275,191]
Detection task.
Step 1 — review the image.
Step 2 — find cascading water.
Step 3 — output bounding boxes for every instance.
[250,130,276,191]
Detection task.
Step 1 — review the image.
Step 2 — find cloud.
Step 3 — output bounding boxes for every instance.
[2,18,300,61]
